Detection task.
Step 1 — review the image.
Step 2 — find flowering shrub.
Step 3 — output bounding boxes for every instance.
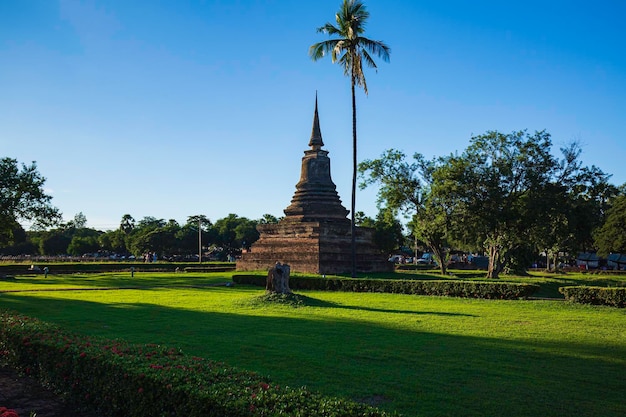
[0,407,19,417]
[0,311,397,417]
[233,274,539,299]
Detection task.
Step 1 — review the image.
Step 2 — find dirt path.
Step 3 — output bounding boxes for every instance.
[0,366,98,417]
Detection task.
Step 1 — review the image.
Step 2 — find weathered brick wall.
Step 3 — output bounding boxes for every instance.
[237,221,392,275]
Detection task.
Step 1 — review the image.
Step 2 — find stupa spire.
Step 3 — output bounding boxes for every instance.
[308,92,324,149]
[283,93,348,222]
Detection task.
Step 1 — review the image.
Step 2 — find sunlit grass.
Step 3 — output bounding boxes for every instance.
[1,272,625,417]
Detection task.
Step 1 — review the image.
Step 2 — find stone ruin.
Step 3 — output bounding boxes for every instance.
[266,262,291,294]
[236,96,392,275]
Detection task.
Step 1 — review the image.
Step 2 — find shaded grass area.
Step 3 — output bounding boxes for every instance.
[1,273,625,417]
[0,272,232,292]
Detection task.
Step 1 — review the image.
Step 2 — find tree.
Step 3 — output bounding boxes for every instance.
[371,208,405,255]
[0,222,37,255]
[258,213,281,224]
[213,214,259,256]
[67,235,99,256]
[126,217,166,256]
[531,143,617,270]
[72,212,88,229]
[310,0,390,277]
[39,231,71,255]
[99,229,127,254]
[359,149,422,213]
[358,149,454,274]
[120,214,135,235]
[594,194,626,256]
[409,193,451,275]
[431,130,558,278]
[0,158,61,246]
[354,209,404,254]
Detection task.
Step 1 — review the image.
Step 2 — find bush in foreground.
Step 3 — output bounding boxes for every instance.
[559,286,626,308]
[0,311,397,417]
[232,275,539,300]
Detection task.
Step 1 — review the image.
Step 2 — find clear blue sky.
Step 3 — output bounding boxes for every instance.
[2,0,625,230]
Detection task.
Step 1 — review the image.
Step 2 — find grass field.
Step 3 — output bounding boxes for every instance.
[1,271,625,417]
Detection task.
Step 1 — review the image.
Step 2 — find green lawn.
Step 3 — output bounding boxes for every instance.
[1,272,625,417]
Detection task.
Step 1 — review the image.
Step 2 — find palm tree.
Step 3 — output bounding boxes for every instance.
[309,0,390,277]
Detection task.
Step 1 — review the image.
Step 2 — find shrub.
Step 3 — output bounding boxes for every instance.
[0,311,397,417]
[232,275,538,300]
[0,407,20,417]
[559,286,626,308]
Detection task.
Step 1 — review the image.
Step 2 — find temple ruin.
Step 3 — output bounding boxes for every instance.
[236,97,392,275]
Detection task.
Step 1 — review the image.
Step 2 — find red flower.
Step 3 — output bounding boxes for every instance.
[138,387,144,393]
[1,409,20,417]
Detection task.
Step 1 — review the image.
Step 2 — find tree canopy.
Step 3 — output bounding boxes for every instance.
[0,157,61,247]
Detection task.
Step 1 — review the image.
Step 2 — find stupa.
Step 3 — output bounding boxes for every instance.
[236,97,392,275]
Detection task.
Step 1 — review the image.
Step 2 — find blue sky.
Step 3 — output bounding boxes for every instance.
[2,0,625,230]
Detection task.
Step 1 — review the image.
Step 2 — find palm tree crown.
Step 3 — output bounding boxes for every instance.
[309,0,390,94]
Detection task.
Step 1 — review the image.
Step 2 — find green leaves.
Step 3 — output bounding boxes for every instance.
[0,158,61,244]
[309,0,390,95]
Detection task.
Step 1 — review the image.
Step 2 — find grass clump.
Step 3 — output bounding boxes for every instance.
[245,292,307,308]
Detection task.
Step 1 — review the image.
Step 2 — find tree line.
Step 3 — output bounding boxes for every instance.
[0,209,281,261]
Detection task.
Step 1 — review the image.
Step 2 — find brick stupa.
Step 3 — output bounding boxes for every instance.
[236,97,392,275]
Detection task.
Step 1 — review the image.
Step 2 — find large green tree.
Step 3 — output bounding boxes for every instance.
[0,158,61,247]
[359,149,452,274]
[310,0,390,277]
[431,130,560,278]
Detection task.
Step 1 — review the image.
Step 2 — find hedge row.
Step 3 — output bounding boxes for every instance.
[183,267,235,273]
[232,275,539,300]
[559,286,626,308]
[0,311,396,417]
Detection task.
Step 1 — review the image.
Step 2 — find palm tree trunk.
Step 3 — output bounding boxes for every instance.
[351,77,357,278]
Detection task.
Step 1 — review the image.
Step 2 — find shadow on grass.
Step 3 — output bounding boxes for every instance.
[0,274,232,292]
[1,293,624,417]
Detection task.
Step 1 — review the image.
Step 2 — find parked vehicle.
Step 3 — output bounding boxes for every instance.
[388,255,404,263]
[417,253,434,264]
